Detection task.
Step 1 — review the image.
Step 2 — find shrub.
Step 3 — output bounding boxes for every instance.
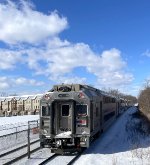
[138,87,150,120]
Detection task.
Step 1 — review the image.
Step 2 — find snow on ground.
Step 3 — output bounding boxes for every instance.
[0,115,39,136]
[55,131,72,138]
[1,107,150,165]
[0,115,39,153]
[13,148,76,165]
[0,141,40,165]
[74,107,150,165]
[13,148,52,165]
[0,115,39,127]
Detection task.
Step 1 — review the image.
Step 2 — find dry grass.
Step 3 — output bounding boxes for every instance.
[126,110,150,164]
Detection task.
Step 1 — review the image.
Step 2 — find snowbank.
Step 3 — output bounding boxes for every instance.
[0,115,39,136]
[74,107,150,165]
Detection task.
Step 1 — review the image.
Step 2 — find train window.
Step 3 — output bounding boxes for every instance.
[61,105,69,116]
[112,98,116,103]
[104,111,115,122]
[41,106,50,116]
[76,105,87,116]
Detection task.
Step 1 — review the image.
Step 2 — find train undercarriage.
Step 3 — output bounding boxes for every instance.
[40,136,87,154]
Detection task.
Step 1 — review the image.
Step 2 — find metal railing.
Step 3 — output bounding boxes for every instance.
[27,120,40,158]
[0,120,40,153]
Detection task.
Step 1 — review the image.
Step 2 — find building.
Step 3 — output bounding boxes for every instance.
[16,96,27,115]
[11,97,17,116]
[0,97,5,116]
[1,97,13,116]
[0,94,43,116]
[32,94,42,115]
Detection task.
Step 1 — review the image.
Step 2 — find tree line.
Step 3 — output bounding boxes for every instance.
[138,80,150,120]
[103,88,137,105]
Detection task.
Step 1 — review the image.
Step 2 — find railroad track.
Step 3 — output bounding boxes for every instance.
[0,139,40,165]
[38,149,84,165]
[38,154,59,165]
[0,139,40,158]
[67,152,83,165]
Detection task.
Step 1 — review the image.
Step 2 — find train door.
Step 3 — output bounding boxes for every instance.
[55,101,73,133]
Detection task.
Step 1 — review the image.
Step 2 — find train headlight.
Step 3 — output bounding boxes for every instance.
[44,94,51,100]
[80,137,87,142]
[78,92,85,99]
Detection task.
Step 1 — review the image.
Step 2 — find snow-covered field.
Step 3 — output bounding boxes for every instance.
[0,115,39,136]
[1,107,150,165]
[0,115,39,153]
[0,115,39,130]
[0,115,39,126]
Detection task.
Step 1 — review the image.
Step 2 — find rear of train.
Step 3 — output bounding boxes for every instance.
[39,84,94,154]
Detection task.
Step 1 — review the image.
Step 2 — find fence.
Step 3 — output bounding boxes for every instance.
[27,120,40,158]
[0,120,40,153]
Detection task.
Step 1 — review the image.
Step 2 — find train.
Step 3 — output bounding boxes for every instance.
[39,84,127,154]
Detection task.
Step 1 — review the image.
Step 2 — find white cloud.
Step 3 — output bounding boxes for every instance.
[0,76,45,90]
[101,49,126,71]
[0,0,68,44]
[0,1,134,91]
[0,77,10,90]
[0,37,134,90]
[22,38,133,89]
[15,77,45,86]
[50,75,87,84]
[33,39,133,88]
[142,49,150,57]
[0,49,23,69]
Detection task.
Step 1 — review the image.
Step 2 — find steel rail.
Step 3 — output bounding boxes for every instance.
[67,149,85,165]
[38,154,58,165]
[3,147,41,165]
[0,139,40,158]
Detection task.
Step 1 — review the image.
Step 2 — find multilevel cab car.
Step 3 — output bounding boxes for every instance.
[40,84,124,154]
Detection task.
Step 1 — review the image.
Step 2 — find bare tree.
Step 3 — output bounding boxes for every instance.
[9,93,18,96]
[0,92,8,97]
[138,79,150,120]
[107,88,137,105]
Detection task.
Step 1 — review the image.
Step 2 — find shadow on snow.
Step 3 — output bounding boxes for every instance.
[83,107,150,155]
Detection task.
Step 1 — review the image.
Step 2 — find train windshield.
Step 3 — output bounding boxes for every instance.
[76,104,87,116]
[41,106,50,116]
[61,104,70,117]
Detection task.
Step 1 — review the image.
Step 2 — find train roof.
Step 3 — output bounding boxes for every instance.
[50,84,117,99]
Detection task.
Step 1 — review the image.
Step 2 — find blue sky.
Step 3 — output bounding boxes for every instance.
[0,0,150,96]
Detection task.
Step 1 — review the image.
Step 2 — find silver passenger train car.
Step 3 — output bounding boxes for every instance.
[39,84,124,154]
